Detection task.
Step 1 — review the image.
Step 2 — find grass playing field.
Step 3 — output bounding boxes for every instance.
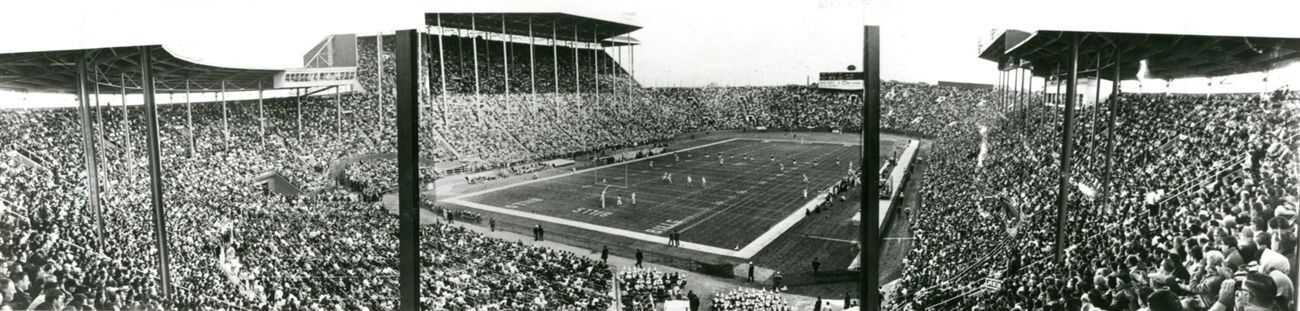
[445,137,867,257]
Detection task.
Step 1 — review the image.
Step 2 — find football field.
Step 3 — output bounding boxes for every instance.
[445,137,876,258]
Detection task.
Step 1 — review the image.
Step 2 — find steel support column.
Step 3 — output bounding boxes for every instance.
[999,69,1006,111]
[1103,49,1120,209]
[1026,70,1033,131]
[552,22,560,93]
[394,29,423,311]
[437,14,449,97]
[121,74,131,162]
[1011,63,1017,114]
[140,46,173,302]
[1054,33,1080,265]
[1019,66,1026,117]
[335,85,343,134]
[502,15,510,94]
[258,82,265,147]
[529,18,536,95]
[861,25,881,311]
[472,16,481,96]
[186,81,195,158]
[221,81,229,146]
[593,30,599,98]
[626,43,631,85]
[1091,54,1103,170]
[75,52,105,250]
[617,43,623,98]
[93,72,105,161]
[1043,73,1050,125]
[296,88,303,139]
[93,71,107,196]
[378,32,387,122]
[574,27,581,95]
[1055,72,1062,106]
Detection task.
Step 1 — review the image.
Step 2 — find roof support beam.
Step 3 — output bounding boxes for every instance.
[121,73,132,160]
[861,24,882,311]
[140,45,174,304]
[503,14,510,95]
[1103,47,1120,211]
[529,17,536,95]
[221,81,229,147]
[75,51,106,252]
[553,21,560,93]
[394,29,423,311]
[437,13,449,98]
[472,16,481,96]
[186,80,195,158]
[1054,32,1079,266]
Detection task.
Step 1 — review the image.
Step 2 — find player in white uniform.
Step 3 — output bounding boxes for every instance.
[631,192,637,205]
[701,177,707,188]
[617,195,623,206]
[687,175,693,185]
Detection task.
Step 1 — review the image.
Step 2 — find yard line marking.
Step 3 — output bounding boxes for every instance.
[731,146,852,258]
[736,137,862,146]
[446,138,740,201]
[444,197,742,257]
[674,144,831,242]
[803,235,859,244]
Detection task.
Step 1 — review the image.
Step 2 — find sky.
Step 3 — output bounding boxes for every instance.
[0,0,862,86]
[0,0,862,107]
[4,0,1300,107]
[868,0,1300,91]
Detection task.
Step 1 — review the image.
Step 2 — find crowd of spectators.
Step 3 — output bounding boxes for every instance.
[0,85,616,309]
[618,267,686,310]
[0,34,881,310]
[710,287,792,311]
[419,223,612,310]
[886,81,1300,311]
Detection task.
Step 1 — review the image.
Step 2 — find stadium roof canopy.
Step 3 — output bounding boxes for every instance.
[426,13,642,44]
[0,45,282,94]
[981,30,1300,80]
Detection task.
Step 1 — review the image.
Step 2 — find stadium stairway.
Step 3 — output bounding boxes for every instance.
[430,130,463,159]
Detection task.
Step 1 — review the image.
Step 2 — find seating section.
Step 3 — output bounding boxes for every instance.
[886,84,1300,311]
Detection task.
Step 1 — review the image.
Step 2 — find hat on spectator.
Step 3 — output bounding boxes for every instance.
[1243,271,1277,306]
[1145,289,1182,311]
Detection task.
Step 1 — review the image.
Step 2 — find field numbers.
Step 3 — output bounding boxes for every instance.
[645,219,684,234]
[572,207,613,218]
[503,198,544,209]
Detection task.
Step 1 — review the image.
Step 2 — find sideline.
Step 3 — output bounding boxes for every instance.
[447,138,740,201]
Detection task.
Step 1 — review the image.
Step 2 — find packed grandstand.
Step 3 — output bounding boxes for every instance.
[0,22,867,309]
[879,32,1300,311]
[887,87,1300,311]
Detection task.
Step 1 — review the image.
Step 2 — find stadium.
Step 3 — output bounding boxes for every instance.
[879,29,1300,311]
[0,9,879,311]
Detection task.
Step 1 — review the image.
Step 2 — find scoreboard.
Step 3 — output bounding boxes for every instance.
[818,72,863,90]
